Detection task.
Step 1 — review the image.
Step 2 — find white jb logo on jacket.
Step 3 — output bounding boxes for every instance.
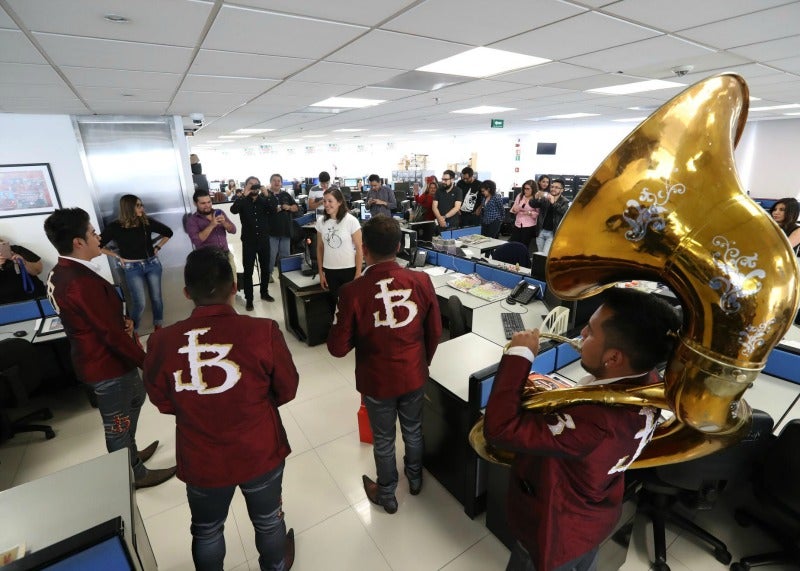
[373,278,418,328]
[173,328,241,394]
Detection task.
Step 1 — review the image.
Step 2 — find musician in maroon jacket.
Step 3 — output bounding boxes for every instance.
[485,288,680,571]
[327,216,442,514]
[143,247,299,570]
[43,208,176,489]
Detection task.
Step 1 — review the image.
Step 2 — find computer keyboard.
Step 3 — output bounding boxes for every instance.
[501,312,526,340]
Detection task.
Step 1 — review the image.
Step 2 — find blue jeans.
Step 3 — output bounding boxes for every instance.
[363,387,424,501]
[268,236,291,278]
[507,542,598,571]
[186,463,287,571]
[121,256,164,331]
[536,229,555,255]
[90,369,146,478]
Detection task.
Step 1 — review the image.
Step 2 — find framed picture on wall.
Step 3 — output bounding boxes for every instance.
[0,163,62,218]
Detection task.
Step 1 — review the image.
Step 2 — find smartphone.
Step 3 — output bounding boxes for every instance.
[214,209,223,217]
[0,241,12,259]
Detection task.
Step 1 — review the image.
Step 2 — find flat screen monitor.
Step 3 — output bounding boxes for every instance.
[359,202,371,221]
[537,142,557,155]
[400,227,417,255]
[5,518,134,571]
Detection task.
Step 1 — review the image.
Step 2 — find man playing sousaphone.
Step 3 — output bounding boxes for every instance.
[484,288,680,571]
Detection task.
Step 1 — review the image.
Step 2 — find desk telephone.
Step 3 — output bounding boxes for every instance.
[507,280,540,305]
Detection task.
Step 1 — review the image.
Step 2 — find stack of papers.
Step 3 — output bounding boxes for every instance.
[459,234,490,245]
[447,273,510,301]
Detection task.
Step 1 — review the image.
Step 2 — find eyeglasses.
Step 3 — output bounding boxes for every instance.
[442,178,451,182]
[550,186,564,191]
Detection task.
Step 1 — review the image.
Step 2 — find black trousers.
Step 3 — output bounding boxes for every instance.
[509,225,537,252]
[241,240,271,302]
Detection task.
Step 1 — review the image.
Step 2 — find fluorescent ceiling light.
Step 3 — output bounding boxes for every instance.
[451,105,516,115]
[785,112,800,116]
[417,47,549,78]
[234,128,274,134]
[750,103,800,111]
[310,97,385,108]
[627,106,658,111]
[370,133,392,137]
[333,128,366,132]
[412,129,439,132]
[531,112,599,120]
[588,79,684,95]
[303,134,325,138]
[219,135,250,139]
[207,140,233,144]
[749,96,762,101]
[613,117,647,123]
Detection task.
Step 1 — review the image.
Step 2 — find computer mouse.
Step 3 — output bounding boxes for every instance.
[13,330,27,337]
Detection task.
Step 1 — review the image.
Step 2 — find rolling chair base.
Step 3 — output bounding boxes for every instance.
[11,407,55,440]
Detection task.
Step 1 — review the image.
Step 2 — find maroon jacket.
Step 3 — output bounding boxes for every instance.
[327,261,441,399]
[46,258,144,383]
[485,354,659,570]
[143,305,298,488]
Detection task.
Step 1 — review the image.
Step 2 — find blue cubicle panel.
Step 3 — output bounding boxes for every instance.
[764,347,800,384]
[38,297,58,317]
[472,347,558,410]
[437,253,476,274]
[450,226,481,239]
[556,343,581,369]
[0,299,41,325]
[279,254,303,273]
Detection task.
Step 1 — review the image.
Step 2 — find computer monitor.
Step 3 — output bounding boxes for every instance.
[359,202,371,221]
[400,227,417,257]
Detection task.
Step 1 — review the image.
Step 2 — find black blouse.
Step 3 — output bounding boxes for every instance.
[100,218,174,260]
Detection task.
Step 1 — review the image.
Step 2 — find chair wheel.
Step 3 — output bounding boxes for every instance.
[715,548,732,565]
[45,429,56,440]
[730,563,749,571]
[653,562,670,571]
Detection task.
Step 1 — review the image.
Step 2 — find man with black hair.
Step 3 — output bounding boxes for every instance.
[143,246,299,570]
[485,288,680,571]
[433,169,463,229]
[43,207,176,489]
[366,173,395,218]
[532,177,570,255]
[457,166,483,228]
[327,216,441,514]
[186,191,237,253]
[265,173,299,283]
[307,171,335,211]
[230,176,273,309]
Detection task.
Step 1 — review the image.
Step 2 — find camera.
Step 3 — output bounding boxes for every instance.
[251,184,261,190]
[190,112,204,126]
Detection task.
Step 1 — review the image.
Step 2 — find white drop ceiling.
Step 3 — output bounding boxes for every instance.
[1,0,799,150]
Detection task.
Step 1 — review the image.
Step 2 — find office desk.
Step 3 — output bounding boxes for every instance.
[461,237,506,256]
[424,333,503,517]
[471,300,547,347]
[279,269,331,346]
[0,449,156,570]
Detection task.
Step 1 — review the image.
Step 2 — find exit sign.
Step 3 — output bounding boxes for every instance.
[490,119,504,128]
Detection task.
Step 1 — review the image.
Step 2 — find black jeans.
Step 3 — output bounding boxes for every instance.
[363,387,424,500]
[482,219,503,238]
[242,240,271,302]
[322,266,356,315]
[186,462,287,571]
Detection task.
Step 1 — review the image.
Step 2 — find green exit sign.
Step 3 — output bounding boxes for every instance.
[490,119,504,128]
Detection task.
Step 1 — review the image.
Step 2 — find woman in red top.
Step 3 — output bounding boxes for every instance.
[414,180,438,242]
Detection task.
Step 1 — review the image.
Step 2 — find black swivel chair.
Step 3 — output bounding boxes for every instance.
[631,409,774,571]
[491,241,531,268]
[446,295,467,339]
[0,361,55,442]
[731,419,800,570]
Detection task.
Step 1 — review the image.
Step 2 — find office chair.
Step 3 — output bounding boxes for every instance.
[730,419,800,570]
[446,295,467,339]
[540,306,570,337]
[491,242,531,268]
[632,409,774,571]
[0,363,55,442]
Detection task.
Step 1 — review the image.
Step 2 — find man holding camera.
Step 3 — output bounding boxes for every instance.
[231,176,273,310]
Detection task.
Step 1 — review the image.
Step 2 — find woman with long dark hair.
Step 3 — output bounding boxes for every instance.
[315,188,363,311]
[509,179,539,250]
[770,197,800,254]
[479,180,505,238]
[100,194,173,334]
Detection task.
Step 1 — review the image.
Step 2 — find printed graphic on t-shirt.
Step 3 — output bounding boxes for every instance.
[324,225,343,249]
[461,190,477,212]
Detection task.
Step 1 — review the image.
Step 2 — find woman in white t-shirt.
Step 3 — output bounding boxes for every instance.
[315,188,363,310]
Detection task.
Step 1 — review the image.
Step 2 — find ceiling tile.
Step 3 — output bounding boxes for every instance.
[75,85,174,102]
[293,61,405,86]
[0,62,65,84]
[202,5,367,60]
[0,29,47,64]
[231,0,417,26]
[491,11,660,60]
[730,35,800,63]
[678,3,800,49]
[327,30,469,70]
[342,86,422,100]
[565,35,714,73]
[496,62,600,86]
[33,33,193,73]
[61,66,181,90]
[0,8,16,29]
[600,0,790,32]
[627,51,751,80]
[383,0,585,45]
[180,74,280,94]
[765,56,800,75]
[0,82,75,98]
[89,100,169,114]
[6,0,213,48]
[190,49,312,80]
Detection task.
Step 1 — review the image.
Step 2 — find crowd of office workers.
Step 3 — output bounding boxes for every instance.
[1,166,800,569]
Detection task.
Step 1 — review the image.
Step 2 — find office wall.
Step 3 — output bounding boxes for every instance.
[0,113,110,279]
[735,118,800,199]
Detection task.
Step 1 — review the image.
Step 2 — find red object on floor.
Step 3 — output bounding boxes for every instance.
[358,397,373,444]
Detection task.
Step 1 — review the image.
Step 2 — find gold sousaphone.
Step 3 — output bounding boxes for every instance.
[470,74,800,468]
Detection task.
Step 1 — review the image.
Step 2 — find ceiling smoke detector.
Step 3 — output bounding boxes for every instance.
[671,65,694,77]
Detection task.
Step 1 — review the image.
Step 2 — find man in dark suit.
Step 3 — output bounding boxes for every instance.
[327,216,442,514]
[230,175,273,309]
[44,208,175,488]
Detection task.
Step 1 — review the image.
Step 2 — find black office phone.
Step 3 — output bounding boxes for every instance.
[507,280,540,305]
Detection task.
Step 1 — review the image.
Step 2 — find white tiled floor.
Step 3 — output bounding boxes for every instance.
[1,284,795,570]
